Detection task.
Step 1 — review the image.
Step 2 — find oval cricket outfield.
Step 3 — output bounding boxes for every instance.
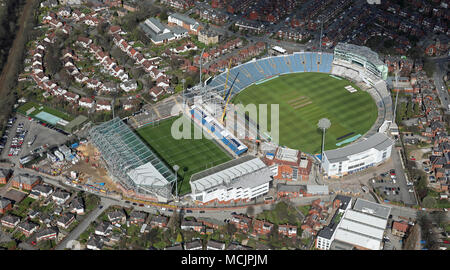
[232,72,378,154]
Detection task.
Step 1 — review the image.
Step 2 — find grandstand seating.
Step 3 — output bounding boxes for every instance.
[207,52,336,99]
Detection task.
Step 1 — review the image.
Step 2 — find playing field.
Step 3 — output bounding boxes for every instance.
[232,72,378,154]
[136,116,232,195]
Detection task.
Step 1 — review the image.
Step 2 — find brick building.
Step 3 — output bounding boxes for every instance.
[11,174,41,191]
[264,147,312,181]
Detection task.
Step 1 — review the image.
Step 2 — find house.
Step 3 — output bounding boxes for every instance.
[230,214,252,233]
[51,190,71,205]
[278,224,297,238]
[184,239,203,250]
[95,221,113,237]
[57,6,72,17]
[31,184,53,198]
[109,25,122,35]
[0,215,20,229]
[206,240,225,250]
[17,221,39,237]
[57,213,75,229]
[87,235,104,250]
[0,170,10,184]
[168,13,201,35]
[164,244,183,250]
[149,86,165,101]
[197,217,225,230]
[226,242,252,250]
[70,197,85,215]
[392,221,410,238]
[76,37,92,48]
[181,220,204,232]
[107,210,126,225]
[129,211,147,224]
[198,30,219,45]
[119,79,138,92]
[150,215,168,228]
[79,97,95,109]
[252,219,274,235]
[63,92,80,102]
[11,174,41,191]
[96,100,112,111]
[36,227,58,242]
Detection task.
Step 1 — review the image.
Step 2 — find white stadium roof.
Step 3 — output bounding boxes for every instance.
[127,162,170,188]
[190,156,270,193]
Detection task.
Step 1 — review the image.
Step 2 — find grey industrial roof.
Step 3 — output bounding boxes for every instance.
[324,133,393,163]
[330,239,355,250]
[277,184,306,193]
[169,13,198,26]
[353,198,391,219]
[306,185,329,194]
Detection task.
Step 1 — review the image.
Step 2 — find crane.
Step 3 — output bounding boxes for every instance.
[221,59,233,99]
[220,72,239,124]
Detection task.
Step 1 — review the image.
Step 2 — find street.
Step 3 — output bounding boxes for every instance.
[55,197,114,250]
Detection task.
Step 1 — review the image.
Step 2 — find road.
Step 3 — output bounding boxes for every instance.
[55,197,114,250]
[430,56,449,111]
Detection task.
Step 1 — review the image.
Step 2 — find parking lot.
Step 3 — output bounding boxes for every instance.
[370,169,416,204]
[1,114,71,164]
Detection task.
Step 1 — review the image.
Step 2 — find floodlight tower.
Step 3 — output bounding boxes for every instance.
[199,48,205,86]
[393,67,401,123]
[173,164,180,201]
[181,78,186,105]
[318,118,331,171]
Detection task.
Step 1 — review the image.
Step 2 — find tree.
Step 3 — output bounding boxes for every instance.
[430,211,446,229]
[422,196,436,209]
[246,206,255,217]
[224,223,237,236]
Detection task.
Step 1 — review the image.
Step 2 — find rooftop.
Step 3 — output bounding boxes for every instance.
[335,42,385,67]
[190,156,272,193]
[324,133,394,163]
[353,198,391,219]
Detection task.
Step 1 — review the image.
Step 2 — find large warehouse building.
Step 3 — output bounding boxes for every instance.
[189,156,273,204]
[316,198,391,250]
[89,118,177,202]
[322,133,394,177]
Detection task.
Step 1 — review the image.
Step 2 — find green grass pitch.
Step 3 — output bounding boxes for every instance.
[232,72,378,154]
[136,116,232,195]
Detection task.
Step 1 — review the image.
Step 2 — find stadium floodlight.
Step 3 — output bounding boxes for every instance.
[318,118,331,171]
[173,164,180,201]
[182,79,186,105]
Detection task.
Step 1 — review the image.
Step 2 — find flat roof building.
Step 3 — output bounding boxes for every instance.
[316,197,391,250]
[322,133,394,177]
[190,156,273,204]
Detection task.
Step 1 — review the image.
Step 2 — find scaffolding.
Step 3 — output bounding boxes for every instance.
[89,117,177,201]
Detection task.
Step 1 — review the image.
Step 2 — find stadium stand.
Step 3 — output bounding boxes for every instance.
[89,118,177,201]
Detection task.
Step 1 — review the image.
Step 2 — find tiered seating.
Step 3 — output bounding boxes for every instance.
[309,52,317,72]
[207,52,339,99]
[292,54,303,73]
